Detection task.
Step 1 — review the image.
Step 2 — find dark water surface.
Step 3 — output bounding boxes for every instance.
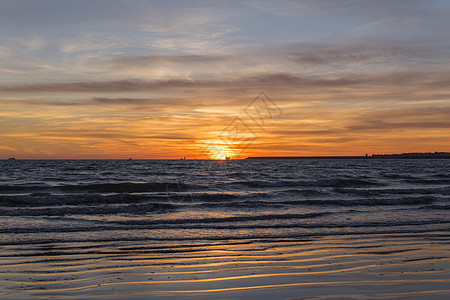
[0,159,449,244]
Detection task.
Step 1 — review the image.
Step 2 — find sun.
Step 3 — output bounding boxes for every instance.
[207,144,234,160]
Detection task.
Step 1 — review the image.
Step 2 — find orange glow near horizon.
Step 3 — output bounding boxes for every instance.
[0,91,450,159]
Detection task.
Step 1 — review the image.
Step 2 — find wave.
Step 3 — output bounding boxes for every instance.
[272,188,325,196]
[0,191,266,207]
[404,179,450,184]
[0,184,53,193]
[314,178,385,187]
[113,212,331,226]
[0,188,439,212]
[335,186,450,196]
[2,207,448,236]
[0,202,177,216]
[197,196,438,208]
[61,182,201,193]
[0,194,160,207]
[234,178,384,188]
[134,219,450,231]
[0,182,203,194]
[421,204,450,210]
[1,227,448,247]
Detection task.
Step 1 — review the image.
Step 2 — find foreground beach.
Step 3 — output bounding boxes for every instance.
[1,232,449,299]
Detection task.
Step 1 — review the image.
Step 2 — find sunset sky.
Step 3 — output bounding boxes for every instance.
[1,0,449,159]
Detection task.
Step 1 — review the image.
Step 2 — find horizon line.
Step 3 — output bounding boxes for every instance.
[3,152,450,161]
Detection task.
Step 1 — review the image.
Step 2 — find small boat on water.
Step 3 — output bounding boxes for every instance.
[8,157,16,161]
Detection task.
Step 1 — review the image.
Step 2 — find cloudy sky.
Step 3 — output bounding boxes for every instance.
[1,0,449,159]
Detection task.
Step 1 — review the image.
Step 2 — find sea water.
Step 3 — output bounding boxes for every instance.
[0,159,448,245]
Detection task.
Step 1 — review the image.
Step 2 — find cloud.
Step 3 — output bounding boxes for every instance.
[346,107,450,131]
[271,129,337,136]
[0,45,11,58]
[0,75,359,94]
[286,37,450,66]
[0,79,204,93]
[1,68,449,96]
[0,97,155,106]
[245,0,427,18]
[106,54,232,68]
[0,96,210,110]
[346,120,450,131]
[289,44,405,66]
[59,34,132,53]
[39,129,194,141]
[92,97,163,106]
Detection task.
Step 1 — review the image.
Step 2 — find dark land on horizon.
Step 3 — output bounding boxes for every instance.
[246,152,450,159]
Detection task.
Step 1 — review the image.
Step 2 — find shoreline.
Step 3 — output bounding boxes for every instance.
[1,232,448,299]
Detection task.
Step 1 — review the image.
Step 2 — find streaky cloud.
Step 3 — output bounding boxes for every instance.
[1,70,449,95]
[107,54,232,68]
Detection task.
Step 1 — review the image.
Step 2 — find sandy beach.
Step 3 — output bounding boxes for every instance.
[1,231,449,299]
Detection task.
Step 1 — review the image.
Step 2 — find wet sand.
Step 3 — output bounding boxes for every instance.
[1,232,449,299]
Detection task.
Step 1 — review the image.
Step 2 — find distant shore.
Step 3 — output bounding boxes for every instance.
[247,152,450,159]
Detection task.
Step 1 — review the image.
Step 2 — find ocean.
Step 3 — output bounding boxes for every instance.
[1,159,449,298]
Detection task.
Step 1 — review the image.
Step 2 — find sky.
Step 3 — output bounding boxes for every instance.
[0,0,449,159]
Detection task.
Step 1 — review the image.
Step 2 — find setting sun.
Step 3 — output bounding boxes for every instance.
[204,142,235,160]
